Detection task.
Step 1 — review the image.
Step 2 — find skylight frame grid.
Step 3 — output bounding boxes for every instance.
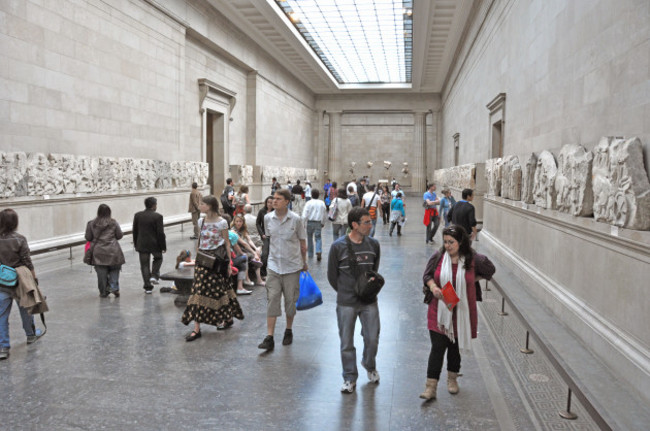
[274,0,412,85]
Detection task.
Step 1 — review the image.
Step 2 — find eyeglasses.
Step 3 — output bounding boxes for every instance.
[360,220,372,225]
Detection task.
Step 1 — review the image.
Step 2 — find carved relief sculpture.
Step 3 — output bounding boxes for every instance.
[433,164,477,191]
[592,137,650,230]
[485,158,503,196]
[532,150,558,209]
[521,153,537,204]
[500,155,522,201]
[0,151,209,199]
[554,144,594,217]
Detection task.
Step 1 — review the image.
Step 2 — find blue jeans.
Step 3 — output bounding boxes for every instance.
[0,289,35,349]
[306,221,322,257]
[95,265,121,295]
[332,223,346,241]
[336,302,380,382]
[370,218,377,237]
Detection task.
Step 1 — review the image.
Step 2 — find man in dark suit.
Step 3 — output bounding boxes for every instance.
[133,196,166,293]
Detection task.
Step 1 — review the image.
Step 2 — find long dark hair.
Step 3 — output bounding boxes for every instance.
[0,209,18,235]
[337,187,348,199]
[440,224,474,270]
[97,204,111,219]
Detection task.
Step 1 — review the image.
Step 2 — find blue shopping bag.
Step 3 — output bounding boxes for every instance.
[296,271,323,310]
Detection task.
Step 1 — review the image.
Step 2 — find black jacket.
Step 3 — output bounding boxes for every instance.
[133,209,166,253]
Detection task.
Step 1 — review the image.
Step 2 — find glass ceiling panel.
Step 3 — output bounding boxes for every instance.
[274,0,413,85]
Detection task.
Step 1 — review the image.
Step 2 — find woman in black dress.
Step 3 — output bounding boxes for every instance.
[182,196,243,341]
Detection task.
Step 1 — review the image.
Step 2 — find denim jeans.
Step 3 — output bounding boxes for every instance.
[139,251,163,289]
[95,265,121,295]
[336,302,380,382]
[306,221,322,257]
[332,223,346,241]
[369,218,377,237]
[0,289,35,349]
[232,255,248,281]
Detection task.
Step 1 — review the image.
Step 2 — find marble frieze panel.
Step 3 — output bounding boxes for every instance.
[260,166,318,184]
[555,144,594,217]
[433,164,476,190]
[532,150,558,209]
[592,137,650,230]
[500,155,522,201]
[521,153,537,204]
[0,151,208,199]
[485,158,503,197]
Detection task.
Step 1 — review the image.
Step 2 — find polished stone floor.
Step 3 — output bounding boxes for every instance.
[0,197,598,430]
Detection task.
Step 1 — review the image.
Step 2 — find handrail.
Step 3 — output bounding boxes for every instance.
[30,216,191,257]
[486,278,612,430]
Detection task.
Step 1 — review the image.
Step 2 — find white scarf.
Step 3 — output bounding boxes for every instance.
[437,251,472,351]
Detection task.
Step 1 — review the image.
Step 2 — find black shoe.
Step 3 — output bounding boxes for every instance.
[99,292,109,298]
[282,329,293,346]
[258,335,274,350]
[389,231,393,236]
[186,330,201,342]
[316,253,322,262]
[189,236,198,240]
[112,290,120,297]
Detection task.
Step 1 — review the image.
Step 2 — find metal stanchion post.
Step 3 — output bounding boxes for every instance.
[484,279,491,291]
[559,388,578,420]
[497,297,508,316]
[520,331,534,354]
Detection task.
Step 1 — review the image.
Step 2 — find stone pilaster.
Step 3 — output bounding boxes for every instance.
[413,111,427,191]
[327,111,343,183]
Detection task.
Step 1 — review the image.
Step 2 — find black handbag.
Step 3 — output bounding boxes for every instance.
[345,237,384,303]
[195,220,229,273]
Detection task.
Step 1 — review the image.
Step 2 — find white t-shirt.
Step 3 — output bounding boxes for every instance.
[362,191,379,208]
[346,181,357,193]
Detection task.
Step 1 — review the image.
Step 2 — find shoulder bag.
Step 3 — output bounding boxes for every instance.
[0,263,18,288]
[345,236,384,303]
[195,219,229,274]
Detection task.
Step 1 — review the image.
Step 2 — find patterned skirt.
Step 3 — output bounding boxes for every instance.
[181,250,244,326]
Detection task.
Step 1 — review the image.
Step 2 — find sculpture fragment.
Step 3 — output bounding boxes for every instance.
[554,144,593,216]
[532,151,557,209]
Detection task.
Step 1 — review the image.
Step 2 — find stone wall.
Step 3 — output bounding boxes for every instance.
[439,0,650,401]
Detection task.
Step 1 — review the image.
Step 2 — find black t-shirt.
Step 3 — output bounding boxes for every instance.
[448,201,476,235]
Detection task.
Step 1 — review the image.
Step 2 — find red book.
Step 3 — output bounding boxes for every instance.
[441,281,460,310]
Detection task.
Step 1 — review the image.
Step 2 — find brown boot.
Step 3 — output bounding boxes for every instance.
[419,378,438,400]
[316,252,322,262]
[447,372,459,394]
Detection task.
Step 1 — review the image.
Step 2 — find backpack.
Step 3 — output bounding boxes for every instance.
[220,191,234,211]
[328,198,339,221]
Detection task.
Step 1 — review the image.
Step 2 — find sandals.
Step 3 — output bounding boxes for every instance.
[217,320,234,331]
[185,330,202,342]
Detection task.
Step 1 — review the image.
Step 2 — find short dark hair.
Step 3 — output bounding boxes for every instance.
[97,204,111,219]
[311,189,320,199]
[337,187,348,199]
[226,178,233,185]
[296,179,301,185]
[275,189,291,201]
[144,197,157,209]
[0,209,19,234]
[367,184,375,192]
[202,195,220,213]
[348,207,370,228]
[462,188,473,199]
[192,182,198,189]
[272,177,277,181]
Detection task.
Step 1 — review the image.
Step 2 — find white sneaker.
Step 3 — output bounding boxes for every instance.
[236,288,252,295]
[149,277,159,285]
[341,381,356,393]
[145,289,153,294]
[367,370,380,384]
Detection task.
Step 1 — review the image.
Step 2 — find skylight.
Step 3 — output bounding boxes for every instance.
[274,0,413,85]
